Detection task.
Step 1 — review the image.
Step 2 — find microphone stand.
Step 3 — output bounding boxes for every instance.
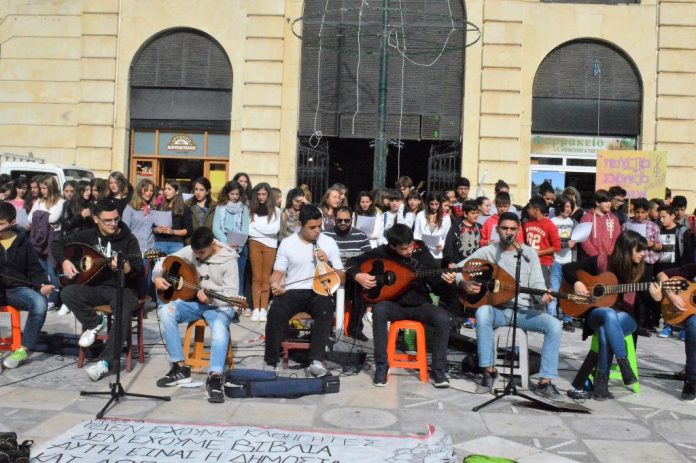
[473,240,560,412]
[81,251,170,419]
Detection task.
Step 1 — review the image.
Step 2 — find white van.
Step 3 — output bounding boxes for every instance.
[0,162,94,189]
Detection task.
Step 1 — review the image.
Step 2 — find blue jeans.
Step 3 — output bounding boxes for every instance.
[158,299,235,374]
[475,305,562,379]
[6,287,48,350]
[154,241,184,255]
[37,257,60,305]
[684,315,696,380]
[547,262,563,318]
[587,308,637,375]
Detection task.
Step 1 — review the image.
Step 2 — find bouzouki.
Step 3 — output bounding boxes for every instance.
[460,259,589,309]
[158,255,248,308]
[559,269,687,318]
[59,242,164,287]
[359,257,462,304]
[660,276,695,326]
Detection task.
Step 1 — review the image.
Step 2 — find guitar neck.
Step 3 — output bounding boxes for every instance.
[602,281,654,295]
[415,267,461,278]
[203,288,232,305]
[521,286,568,300]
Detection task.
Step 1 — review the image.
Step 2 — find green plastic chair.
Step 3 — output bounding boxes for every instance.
[589,332,639,393]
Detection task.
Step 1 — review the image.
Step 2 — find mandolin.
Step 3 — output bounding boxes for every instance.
[559,269,687,318]
[460,259,589,309]
[660,276,695,326]
[158,255,248,308]
[312,241,340,296]
[59,242,164,287]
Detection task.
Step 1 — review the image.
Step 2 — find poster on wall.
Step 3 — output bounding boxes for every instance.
[595,150,667,199]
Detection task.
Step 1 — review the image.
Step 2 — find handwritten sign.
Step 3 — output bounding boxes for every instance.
[596,150,667,199]
[33,418,456,463]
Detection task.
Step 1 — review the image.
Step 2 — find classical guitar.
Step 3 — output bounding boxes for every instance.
[59,242,164,287]
[660,276,695,326]
[559,270,687,318]
[158,255,248,308]
[460,259,589,309]
[358,257,460,303]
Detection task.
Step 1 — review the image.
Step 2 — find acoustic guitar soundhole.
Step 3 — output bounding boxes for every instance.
[384,271,396,286]
[593,285,605,298]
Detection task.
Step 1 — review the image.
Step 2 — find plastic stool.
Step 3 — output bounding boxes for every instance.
[0,306,22,351]
[493,327,529,389]
[281,312,312,369]
[386,320,428,383]
[590,332,639,393]
[183,318,234,371]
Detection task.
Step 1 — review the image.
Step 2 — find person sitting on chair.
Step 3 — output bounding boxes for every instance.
[346,223,456,388]
[152,226,240,404]
[458,212,562,400]
[0,202,54,369]
[51,199,144,381]
[264,204,344,377]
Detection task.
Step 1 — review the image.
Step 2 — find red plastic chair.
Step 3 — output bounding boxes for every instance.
[0,306,22,351]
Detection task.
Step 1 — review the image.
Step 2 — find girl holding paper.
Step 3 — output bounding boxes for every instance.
[213,180,250,313]
[353,191,385,248]
[153,181,192,255]
[279,188,306,241]
[122,179,157,253]
[413,192,451,262]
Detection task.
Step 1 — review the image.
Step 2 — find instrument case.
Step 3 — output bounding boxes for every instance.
[224,368,340,399]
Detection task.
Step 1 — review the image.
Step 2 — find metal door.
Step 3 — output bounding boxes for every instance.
[427,142,461,193]
[297,137,330,203]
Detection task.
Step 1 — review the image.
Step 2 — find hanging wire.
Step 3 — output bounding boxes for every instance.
[310,0,332,148]
[351,0,368,135]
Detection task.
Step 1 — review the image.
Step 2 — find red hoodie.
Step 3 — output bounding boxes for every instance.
[481,214,525,246]
[523,217,561,266]
[579,209,620,271]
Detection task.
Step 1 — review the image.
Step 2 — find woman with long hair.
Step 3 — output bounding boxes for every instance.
[90,178,109,202]
[319,186,342,231]
[403,190,422,229]
[329,182,349,206]
[60,180,93,236]
[24,175,41,213]
[563,186,584,222]
[413,191,452,262]
[9,176,28,211]
[548,194,578,330]
[108,171,133,215]
[353,190,384,248]
[563,230,662,400]
[213,180,250,313]
[476,196,491,225]
[153,180,192,254]
[279,187,307,241]
[62,180,77,201]
[247,182,281,321]
[186,176,216,239]
[122,179,157,253]
[232,172,253,204]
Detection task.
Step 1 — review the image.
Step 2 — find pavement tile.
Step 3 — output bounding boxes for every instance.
[583,439,691,463]
[234,402,317,427]
[568,418,652,440]
[455,436,543,460]
[481,413,575,439]
[653,419,696,444]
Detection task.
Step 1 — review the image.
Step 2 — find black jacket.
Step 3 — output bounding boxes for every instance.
[60,200,94,237]
[0,228,48,290]
[50,222,144,291]
[346,240,453,307]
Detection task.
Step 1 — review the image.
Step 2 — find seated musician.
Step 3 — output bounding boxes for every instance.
[51,199,144,381]
[152,226,239,404]
[265,204,344,377]
[0,202,54,369]
[346,224,455,388]
[656,263,696,402]
[563,230,661,400]
[458,212,561,400]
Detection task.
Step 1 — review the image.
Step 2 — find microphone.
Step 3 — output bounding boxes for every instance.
[504,234,515,244]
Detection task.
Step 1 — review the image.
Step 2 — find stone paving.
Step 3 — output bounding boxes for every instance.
[1,308,695,462]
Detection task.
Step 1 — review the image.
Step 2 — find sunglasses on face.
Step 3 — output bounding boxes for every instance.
[335,218,351,224]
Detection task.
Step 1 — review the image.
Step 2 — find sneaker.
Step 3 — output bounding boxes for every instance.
[251,309,261,321]
[47,302,56,311]
[431,369,450,388]
[206,373,225,403]
[679,329,686,342]
[533,381,563,401]
[681,381,696,402]
[658,326,673,338]
[373,363,389,387]
[78,314,106,348]
[156,364,192,387]
[307,360,328,378]
[3,348,28,369]
[57,304,71,316]
[562,321,575,333]
[259,309,267,322]
[86,360,110,381]
[243,308,252,317]
[476,369,498,394]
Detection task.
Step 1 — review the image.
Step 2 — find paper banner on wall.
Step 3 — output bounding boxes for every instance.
[595,150,667,199]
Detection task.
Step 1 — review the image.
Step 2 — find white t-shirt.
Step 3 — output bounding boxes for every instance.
[551,216,574,264]
[273,233,344,291]
[413,210,452,259]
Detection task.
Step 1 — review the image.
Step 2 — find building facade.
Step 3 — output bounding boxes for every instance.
[0,0,694,204]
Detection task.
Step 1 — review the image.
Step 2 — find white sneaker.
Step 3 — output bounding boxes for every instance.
[79,315,106,348]
[57,304,71,316]
[251,309,261,322]
[86,360,110,381]
[259,309,267,322]
[307,360,328,378]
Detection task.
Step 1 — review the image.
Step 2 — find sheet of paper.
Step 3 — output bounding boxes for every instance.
[151,210,172,228]
[421,233,441,250]
[490,227,500,243]
[625,221,647,237]
[570,222,592,242]
[14,206,29,228]
[355,215,376,236]
[182,193,194,202]
[226,231,248,247]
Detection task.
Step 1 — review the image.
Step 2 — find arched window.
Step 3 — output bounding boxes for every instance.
[532,40,642,136]
[130,29,232,131]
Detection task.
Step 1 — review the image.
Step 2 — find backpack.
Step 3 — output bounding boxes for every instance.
[29,210,52,257]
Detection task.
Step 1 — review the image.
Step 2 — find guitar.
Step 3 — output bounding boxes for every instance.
[158,255,248,309]
[660,276,695,326]
[59,242,164,286]
[358,257,461,303]
[460,259,589,309]
[559,270,688,318]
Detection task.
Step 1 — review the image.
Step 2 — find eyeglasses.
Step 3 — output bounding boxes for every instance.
[97,216,120,224]
[336,218,351,224]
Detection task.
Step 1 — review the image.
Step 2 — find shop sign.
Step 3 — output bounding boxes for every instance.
[596,150,667,199]
[531,135,636,157]
[166,134,197,152]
